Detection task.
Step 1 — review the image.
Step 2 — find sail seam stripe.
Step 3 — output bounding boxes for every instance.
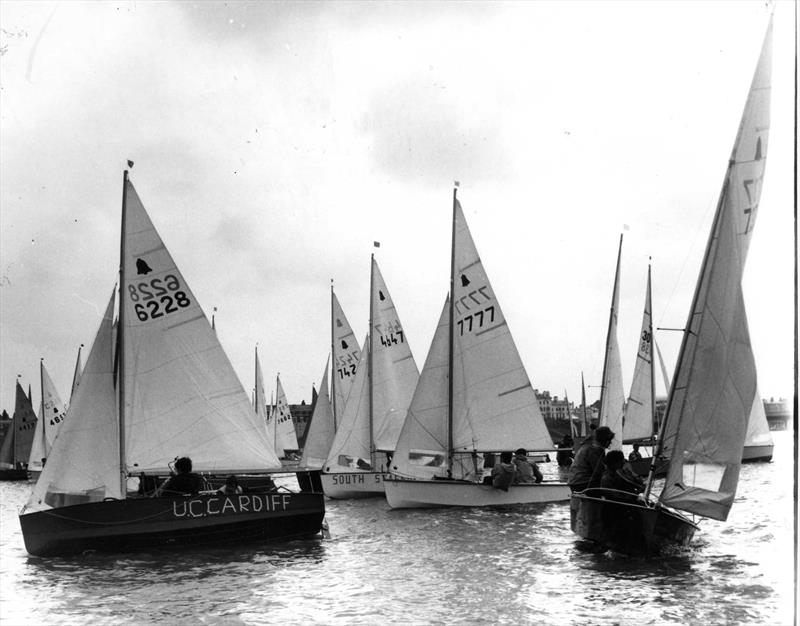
[136,244,167,256]
[498,383,532,398]
[165,313,206,329]
[392,355,414,364]
[475,321,507,336]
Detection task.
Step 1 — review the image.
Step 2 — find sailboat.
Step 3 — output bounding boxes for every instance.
[19,170,325,557]
[331,287,362,428]
[321,256,419,498]
[571,16,773,555]
[0,380,37,480]
[28,360,68,477]
[596,234,626,452]
[622,263,668,478]
[741,390,774,462]
[384,190,569,508]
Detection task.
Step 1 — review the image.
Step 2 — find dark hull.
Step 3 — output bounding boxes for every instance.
[0,469,29,481]
[741,444,773,463]
[628,456,669,478]
[20,491,325,557]
[296,469,323,493]
[570,488,697,556]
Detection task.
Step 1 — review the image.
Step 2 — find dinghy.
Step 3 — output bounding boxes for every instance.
[384,190,569,508]
[321,256,419,498]
[0,380,37,480]
[571,16,773,555]
[27,360,68,477]
[19,170,325,556]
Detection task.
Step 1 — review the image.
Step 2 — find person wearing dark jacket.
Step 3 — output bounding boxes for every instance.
[600,450,644,494]
[567,426,614,492]
[491,451,516,491]
[513,448,543,483]
[157,457,206,496]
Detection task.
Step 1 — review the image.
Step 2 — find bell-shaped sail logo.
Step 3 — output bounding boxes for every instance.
[341,340,348,349]
[460,274,470,287]
[379,290,386,301]
[136,258,153,275]
[336,318,343,328]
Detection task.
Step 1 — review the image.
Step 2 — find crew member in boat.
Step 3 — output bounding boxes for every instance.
[217,475,243,495]
[491,451,516,491]
[567,426,614,492]
[512,448,543,483]
[155,456,206,496]
[600,450,644,494]
[556,435,574,467]
[628,444,643,463]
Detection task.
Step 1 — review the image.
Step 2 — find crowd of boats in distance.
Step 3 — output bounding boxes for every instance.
[0,11,787,560]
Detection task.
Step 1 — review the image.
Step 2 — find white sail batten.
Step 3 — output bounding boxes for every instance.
[331,292,361,424]
[324,335,372,471]
[623,267,655,442]
[598,236,625,451]
[300,359,335,468]
[370,258,419,452]
[26,291,120,510]
[659,19,772,521]
[274,376,299,455]
[121,180,279,473]
[451,201,553,455]
[390,297,450,479]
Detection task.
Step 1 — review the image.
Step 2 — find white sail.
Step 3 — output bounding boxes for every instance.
[121,178,279,473]
[26,290,120,510]
[300,359,335,468]
[324,335,371,471]
[623,266,655,442]
[390,297,450,479]
[331,291,361,425]
[254,347,276,455]
[598,236,625,451]
[28,362,68,472]
[274,375,299,455]
[744,389,773,449]
[370,258,419,452]
[659,19,772,521]
[654,338,671,397]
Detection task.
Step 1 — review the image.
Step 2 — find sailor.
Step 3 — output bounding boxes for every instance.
[217,474,243,495]
[628,443,643,463]
[567,426,614,492]
[156,456,206,496]
[512,448,543,484]
[600,449,644,494]
[491,451,516,491]
[556,434,574,467]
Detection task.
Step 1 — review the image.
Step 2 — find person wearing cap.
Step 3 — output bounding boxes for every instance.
[567,426,615,492]
[512,448,543,484]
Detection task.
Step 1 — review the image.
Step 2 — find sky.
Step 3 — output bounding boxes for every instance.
[0,0,795,415]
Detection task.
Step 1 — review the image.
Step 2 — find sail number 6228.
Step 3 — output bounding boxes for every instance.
[127,274,192,322]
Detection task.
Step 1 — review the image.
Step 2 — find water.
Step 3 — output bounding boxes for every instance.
[1,431,794,625]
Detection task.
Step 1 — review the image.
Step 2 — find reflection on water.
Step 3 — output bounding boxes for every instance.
[1,432,794,625]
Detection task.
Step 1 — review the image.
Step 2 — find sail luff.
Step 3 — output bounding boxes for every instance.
[368,255,375,467]
[117,170,128,497]
[598,234,625,450]
[447,187,457,477]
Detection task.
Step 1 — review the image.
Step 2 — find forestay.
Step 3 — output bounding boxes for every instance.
[659,19,772,521]
[121,179,279,473]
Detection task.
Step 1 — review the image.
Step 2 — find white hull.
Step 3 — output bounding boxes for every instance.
[320,471,387,499]
[741,444,773,462]
[384,477,570,509]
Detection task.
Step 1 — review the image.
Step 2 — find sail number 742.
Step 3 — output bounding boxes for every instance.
[127,274,192,322]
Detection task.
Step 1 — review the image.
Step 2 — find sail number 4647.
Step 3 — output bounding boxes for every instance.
[127,275,192,322]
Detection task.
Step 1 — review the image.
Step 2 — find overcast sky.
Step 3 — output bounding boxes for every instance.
[0,1,794,415]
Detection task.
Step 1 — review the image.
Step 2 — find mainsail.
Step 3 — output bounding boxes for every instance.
[28,361,68,472]
[254,347,277,454]
[121,178,279,473]
[598,235,625,451]
[658,18,772,521]
[299,359,335,468]
[331,290,361,426]
[274,375,299,455]
[623,264,655,442]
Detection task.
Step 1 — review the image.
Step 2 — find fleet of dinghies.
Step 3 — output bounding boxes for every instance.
[3,13,779,558]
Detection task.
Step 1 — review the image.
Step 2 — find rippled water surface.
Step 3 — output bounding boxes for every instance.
[0,431,794,625]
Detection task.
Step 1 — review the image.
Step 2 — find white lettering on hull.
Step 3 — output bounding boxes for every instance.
[171,494,293,519]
